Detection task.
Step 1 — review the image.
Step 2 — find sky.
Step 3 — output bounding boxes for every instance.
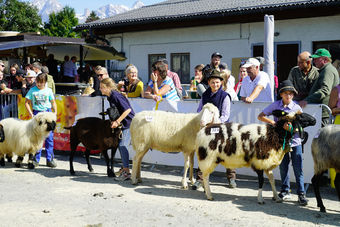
[57,0,164,14]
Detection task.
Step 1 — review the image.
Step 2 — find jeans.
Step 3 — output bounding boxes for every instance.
[118,128,130,168]
[33,109,54,162]
[279,145,305,194]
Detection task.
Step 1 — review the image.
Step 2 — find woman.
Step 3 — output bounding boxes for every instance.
[220,68,238,101]
[329,83,340,123]
[234,64,248,99]
[144,61,180,101]
[100,77,135,181]
[123,65,144,98]
[197,66,210,97]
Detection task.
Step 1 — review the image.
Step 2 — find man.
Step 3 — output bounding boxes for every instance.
[157,58,183,99]
[288,51,319,101]
[300,48,339,126]
[21,70,36,97]
[240,58,273,103]
[41,66,56,94]
[63,56,78,82]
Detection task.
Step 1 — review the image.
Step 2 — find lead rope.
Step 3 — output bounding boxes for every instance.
[155,94,163,110]
[282,124,294,151]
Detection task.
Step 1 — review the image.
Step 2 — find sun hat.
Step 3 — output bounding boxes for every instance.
[207,69,224,81]
[310,48,331,58]
[242,58,260,68]
[278,80,298,95]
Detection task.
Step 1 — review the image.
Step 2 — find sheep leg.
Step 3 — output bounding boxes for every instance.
[0,155,4,166]
[189,152,195,185]
[27,154,35,169]
[312,174,326,212]
[132,148,148,185]
[69,150,76,175]
[15,156,24,168]
[264,170,280,202]
[181,154,190,189]
[6,154,12,163]
[335,173,340,201]
[109,148,117,178]
[202,171,213,201]
[101,149,114,178]
[85,149,94,172]
[255,169,265,204]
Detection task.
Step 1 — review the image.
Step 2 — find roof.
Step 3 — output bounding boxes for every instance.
[76,0,340,32]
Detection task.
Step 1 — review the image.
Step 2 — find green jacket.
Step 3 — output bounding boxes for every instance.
[305,62,339,118]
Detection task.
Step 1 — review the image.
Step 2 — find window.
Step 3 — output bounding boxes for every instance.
[170,53,190,84]
[148,54,166,78]
[313,40,340,62]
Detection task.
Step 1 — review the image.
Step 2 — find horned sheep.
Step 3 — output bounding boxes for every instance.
[130,103,220,188]
[196,110,315,204]
[311,125,340,212]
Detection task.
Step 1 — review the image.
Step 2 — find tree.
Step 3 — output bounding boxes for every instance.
[85,11,99,23]
[0,0,42,32]
[42,6,79,38]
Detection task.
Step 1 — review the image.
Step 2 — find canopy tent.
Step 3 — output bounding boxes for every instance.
[0,35,126,61]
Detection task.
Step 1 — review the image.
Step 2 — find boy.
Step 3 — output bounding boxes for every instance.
[25,73,57,168]
[258,80,308,206]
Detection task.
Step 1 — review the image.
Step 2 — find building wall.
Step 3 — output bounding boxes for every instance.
[106,14,340,83]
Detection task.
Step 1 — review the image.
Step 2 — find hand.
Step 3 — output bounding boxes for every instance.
[111,120,120,128]
[283,122,292,131]
[244,97,253,104]
[299,100,308,108]
[152,94,159,102]
[151,73,157,82]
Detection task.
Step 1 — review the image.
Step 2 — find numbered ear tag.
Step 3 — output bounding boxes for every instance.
[145,116,153,122]
[210,128,219,134]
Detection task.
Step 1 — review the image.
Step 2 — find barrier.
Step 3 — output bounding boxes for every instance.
[0,94,18,120]
[15,95,322,183]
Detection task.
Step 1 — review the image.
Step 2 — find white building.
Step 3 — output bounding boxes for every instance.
[76,0,340,85]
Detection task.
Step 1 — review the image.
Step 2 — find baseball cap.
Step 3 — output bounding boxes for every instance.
[242,58,260,68]
[211,52,222,59]
[157,58,168,65]
[310,48,331,58]
[25,70,37,78]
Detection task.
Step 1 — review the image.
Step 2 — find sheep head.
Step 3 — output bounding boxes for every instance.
[200,103,221,127]
[34,112,57,133]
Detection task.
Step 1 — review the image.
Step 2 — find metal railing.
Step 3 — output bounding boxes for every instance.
[0,94,18,120]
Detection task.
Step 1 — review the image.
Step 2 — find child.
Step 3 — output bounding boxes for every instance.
[257,80,308,206]
[194,69,236,189]
[25,73,57,168]
[100,77,135,181]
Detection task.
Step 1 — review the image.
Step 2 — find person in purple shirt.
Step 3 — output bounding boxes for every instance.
[194,69,236,189]
[258,80,308,206]
[100,77,135,181]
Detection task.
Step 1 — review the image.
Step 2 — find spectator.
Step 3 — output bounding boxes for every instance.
[157,58,183,99]
[100,77,135,181]
[329,83,340,124]
[234,63,248,99]
[46,54,58,80]
[25,73,57,168]
[197,68,209,97]
[219,62,235,90]
[59,55,69,82]
[258,80,308,206]
[87,66,109,97]
[123,65,144,98]
[32,62,42,74]
[63,56,78,83]
[144,61,180,101]
[300,48,339,127]
[189,64,204,99]
[41,66,56,94]
[21,70,36,97]
[221,68,238,101]
[79,63,92,83]
[0,60,5,73]
[256,56,279,99]
[7,65,23,89]
[0,71,10,94]
[288,51,319,101]
[240,58,273,103]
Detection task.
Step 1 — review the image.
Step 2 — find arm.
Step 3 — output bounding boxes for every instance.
[25,99,34,119]
[197,84,206,96]
[220,95,231,123]
[111,108,131,128]
[51,99,57,114]
[172,73,182,90]
[329,87,340,116]
[244,85,264,103]
[258,112,276,125]
[305,71,337,103]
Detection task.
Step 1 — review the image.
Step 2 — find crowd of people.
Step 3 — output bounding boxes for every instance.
[0,47,339,201]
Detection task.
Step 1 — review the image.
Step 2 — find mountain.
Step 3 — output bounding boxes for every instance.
[31,0,63,23]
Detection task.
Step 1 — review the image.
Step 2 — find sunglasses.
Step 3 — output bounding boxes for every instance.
[97,74,104,77]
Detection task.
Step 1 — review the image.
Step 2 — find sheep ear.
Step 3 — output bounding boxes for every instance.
[272,109,287,118]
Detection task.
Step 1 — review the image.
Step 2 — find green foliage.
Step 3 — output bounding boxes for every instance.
[0,0,42,32]
[42,6,79,38]
[85,11,100,23]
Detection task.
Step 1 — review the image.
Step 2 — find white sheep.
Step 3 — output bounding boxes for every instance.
[0,112,56,168]
[196,110,316,204]
[130,103,220,188]
[311,125,340,212]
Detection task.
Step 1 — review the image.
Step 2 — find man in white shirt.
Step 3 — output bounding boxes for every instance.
[240,58,273,103]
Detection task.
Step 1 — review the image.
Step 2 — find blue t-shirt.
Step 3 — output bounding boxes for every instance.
[25,86,54,111]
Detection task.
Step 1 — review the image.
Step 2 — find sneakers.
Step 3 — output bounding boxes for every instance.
[298,193,308,206]
[46,160,57,168]
[115,167,124,177]
[228,179,237,188]
[278,191,292,200]
[114,171,131,181]
[192,180,202,190]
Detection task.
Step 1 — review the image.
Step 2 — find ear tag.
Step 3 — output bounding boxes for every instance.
[211,128,220,134]
[282,111,285,115]
[145,116,153,122]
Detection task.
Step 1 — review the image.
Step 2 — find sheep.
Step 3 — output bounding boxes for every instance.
[130,103,220,189]
[0,112,56,168]
[311,125,340,212]
[196,110,316,204]
[64,107,121,177]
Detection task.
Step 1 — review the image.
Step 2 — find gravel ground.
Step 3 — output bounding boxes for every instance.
[0,152,339,227]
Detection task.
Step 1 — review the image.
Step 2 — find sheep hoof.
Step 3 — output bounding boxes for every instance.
[27,163,35,169]
[258,201,265,205]
[274,197,283,203]
[131,180,138,185]
[181,185,188,190]
[15,162,22,168]
[89,168,94,172]
[207,197,214,201]
[107,171,116,178]
[70,171,76,176]
[320,207,326,213]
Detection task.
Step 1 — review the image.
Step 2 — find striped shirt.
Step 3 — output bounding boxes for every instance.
[148,76,180,101]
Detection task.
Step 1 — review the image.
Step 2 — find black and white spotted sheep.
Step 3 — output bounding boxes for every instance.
[196,110,316,204]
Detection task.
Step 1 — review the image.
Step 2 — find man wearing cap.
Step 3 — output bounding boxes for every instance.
[258,80,308,206]
[288,51,319,101]
[21,70,36,97]
[156,58,183,99]
[195,69,237,189]
[300,48,339,126]
[240,58,273,103]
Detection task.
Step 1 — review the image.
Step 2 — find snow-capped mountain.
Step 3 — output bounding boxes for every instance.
[31,0,145,24]
[31,0,63,23]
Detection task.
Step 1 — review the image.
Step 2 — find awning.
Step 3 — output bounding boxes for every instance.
[0,35,126,61]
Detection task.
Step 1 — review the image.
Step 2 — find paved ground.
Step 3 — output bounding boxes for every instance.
[0,152,339,227]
